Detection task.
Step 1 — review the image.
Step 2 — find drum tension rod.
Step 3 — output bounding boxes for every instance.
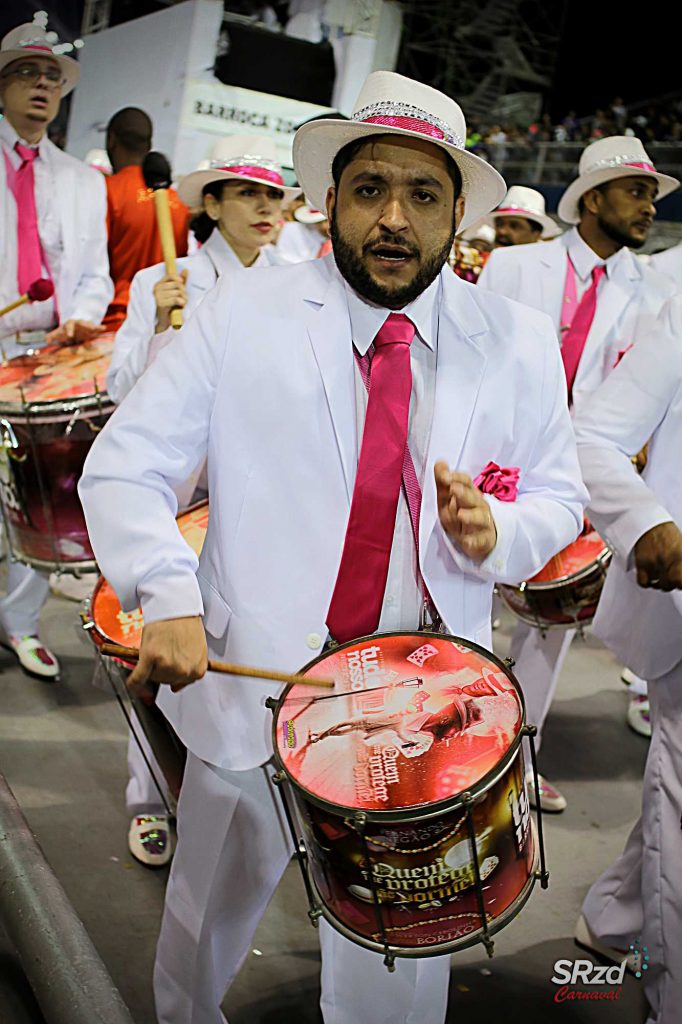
[270,768,322,928]
[353,812,396,973]
[523,725,550,889]
[462,793,494,959]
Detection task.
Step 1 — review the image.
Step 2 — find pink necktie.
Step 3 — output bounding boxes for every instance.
[561,264,605,403]
[326,313,415,643]
[11,143,44,295]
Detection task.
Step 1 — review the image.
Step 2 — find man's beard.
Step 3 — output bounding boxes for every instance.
[597,213,648,250]
[330,211,455,308]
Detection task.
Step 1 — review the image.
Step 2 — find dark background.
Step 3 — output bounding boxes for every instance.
[2,0,679,120]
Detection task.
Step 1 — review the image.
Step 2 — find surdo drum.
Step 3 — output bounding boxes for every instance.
[269,632,548,967]
[0,335,116,572]
[83,502,210,803]
[497,525,612,631]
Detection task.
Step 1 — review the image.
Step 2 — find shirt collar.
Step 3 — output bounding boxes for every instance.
[344,273,441,356]
[204,229,244,274]
[567,225,626,281]
[0,117,48,158]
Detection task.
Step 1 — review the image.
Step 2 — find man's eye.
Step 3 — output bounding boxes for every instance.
[356,185,380,197]
[414,191,435,203]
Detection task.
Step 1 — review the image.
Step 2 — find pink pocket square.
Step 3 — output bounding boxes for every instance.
[473,462,520,502]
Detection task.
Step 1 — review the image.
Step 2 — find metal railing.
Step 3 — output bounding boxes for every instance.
[476,141,682,186]
[0,771,136,1024]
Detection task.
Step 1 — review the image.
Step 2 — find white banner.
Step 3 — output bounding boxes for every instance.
[181,79,335,168]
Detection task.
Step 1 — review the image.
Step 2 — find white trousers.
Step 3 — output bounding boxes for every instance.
[509,621,575,752]
[0,559,49,637]
[154,752,451,1024]
[581,661,682,1024]
[126,727,170,816]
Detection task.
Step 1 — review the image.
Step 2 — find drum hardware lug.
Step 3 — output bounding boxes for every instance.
[352,811,367,834]
[80,615,95,630]
[307,906,323,927]
[383,953,396,973]
[264,696,278,712]
[523,725,550,890]
[518,581,527,593]
[270,770,286,786]
[504,657,515,670]
[462,792,495,959]
[0,418,27,462]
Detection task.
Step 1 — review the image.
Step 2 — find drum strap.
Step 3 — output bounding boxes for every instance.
[354,346,440,630]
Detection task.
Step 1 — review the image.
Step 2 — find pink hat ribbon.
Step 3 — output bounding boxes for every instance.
[218,164,284,187]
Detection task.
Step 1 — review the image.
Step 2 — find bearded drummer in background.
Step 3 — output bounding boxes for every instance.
[0,23,112,678]
[107,135,298,406]
[106,136,298,869]
[478,137,680,810]
[80,71,586,1024]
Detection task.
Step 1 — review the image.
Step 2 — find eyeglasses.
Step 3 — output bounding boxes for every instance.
[1,64,65,89]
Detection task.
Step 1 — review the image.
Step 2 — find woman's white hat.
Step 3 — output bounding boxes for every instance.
[0,24,79,97]
[293,70,506,233]
[294,203,328,225]
[558,136,680,225]
[177,135,301,208]
[487,185,561,238]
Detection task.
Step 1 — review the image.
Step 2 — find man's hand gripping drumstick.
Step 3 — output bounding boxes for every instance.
[435,461,498,562]
[129,616,209,694]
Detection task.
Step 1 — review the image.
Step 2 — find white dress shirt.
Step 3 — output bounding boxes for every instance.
[0,117,60,335]
[559,226,626,333]
[344,275,440,633]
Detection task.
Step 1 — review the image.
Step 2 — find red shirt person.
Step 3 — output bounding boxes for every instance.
[102,108,188,330]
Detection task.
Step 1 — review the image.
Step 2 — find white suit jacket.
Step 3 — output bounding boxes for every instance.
[0,137,112,324]
[573,296,682,680]
[106,232,275,404]
[478,232,676,411]
[79,257,586,771]
[650,243,682,292]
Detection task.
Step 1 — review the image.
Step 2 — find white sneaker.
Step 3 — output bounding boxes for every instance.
[4,634,60,680]
[526,771,567,813]
[128,815,172,868]
[627,695,652,738]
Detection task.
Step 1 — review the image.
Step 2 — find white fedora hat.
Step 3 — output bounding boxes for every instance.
[177,135,300,208]
[460,220,496,246]
[487,185,561,239]
[558,136,680,225]
[294,202,327,225]
[293,70,506,234]
[0,23,79,97]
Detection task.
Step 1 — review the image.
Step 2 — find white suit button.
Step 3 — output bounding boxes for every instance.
[306,632,322,650]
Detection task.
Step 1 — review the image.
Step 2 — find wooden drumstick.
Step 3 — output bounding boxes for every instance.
[100,642,334,689]
[142,151,183,330]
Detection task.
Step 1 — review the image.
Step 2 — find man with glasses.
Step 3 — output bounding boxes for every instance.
[0,23,112,679]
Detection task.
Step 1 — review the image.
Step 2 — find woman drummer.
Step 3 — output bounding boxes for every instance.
[106,135,300,405]
[105,135,299,868]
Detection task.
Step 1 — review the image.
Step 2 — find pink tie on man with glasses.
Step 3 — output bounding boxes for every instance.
[4,142,51,298]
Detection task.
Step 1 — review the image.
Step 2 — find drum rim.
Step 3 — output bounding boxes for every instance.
[499,544,612,592]
[0,394,116,419]
[272,629,527,823]
[300,819,539,958]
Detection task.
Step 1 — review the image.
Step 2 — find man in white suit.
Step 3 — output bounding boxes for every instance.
[650,242,682,292]
[478,136,679,810]
[0,23,112,678]
[80,71,586,1024]
[573,296,682,1024]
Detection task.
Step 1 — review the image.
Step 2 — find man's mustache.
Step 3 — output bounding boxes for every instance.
[362,235,421,258]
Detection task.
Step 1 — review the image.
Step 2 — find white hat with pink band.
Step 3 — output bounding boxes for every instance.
[0,23,79,96]
[558,136,679,225]
[487,185,561,238]
[292,70,506,234]
[177,135,301,209]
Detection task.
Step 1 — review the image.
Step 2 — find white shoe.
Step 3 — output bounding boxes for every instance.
[627,695,652,738]
[128,815,173,868]
[49,572,97,603]
[526,771,567,813]
[574,914,638,974]
[4,634,60,680]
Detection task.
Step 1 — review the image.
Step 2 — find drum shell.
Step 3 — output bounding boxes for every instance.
[0,403,114,571]
[287,743,535,954]
[498,548,612,630]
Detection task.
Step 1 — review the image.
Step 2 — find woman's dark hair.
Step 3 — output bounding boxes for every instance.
[331,134,463,199]
[190,179,229,244]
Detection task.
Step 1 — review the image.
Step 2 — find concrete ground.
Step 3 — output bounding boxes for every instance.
[0,582,650,1023]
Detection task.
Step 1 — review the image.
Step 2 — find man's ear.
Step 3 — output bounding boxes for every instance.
[325,186,336,224]
[454,194,466,233]
[581,187,603,217]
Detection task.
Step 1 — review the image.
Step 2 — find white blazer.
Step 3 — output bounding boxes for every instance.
[478,231,676,411]
[79,257,587,771]
[650,242,682,292]
[574,296,682,681]
[106,231,275,404]
[0,137,112,324]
